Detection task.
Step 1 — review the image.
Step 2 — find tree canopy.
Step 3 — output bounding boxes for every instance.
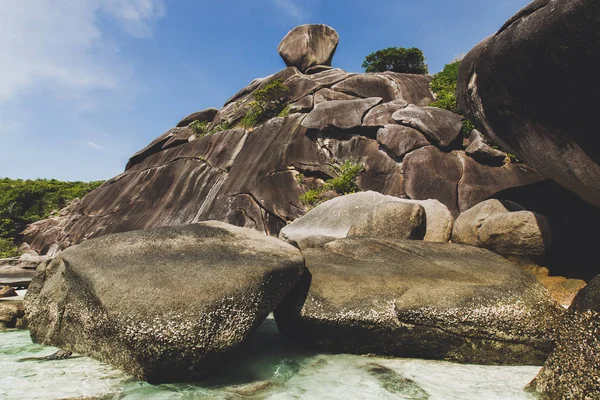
[362,47,428,74]
[0,178,103,257]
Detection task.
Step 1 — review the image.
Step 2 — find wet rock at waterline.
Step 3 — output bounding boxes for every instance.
[25,222,305,383]
[529,275,600,398]
[0,301,26,330]
[275,237,563,365]
[278,24,339,73]
[279,192,453,249]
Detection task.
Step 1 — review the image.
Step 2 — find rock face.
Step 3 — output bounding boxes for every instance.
[457,0,600,208]
[25,222,305,383]
[452,199,552,258]
[529,275,600,398]
[347,202,426,240]
[278,25,339,73]
[275,237,564,365]
[22,27,546,256]
[279,192,453,248]
[0,301,26,330]
[176,107,219,127]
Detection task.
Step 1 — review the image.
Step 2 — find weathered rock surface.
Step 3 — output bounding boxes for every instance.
[176,107,219,128]
[392,104,463,147]
[279,192,453,248]
[0,285,17,298]
[347,202,426,240]
[275,237,564,365]
[457,0,600,208]
[465,130,506,164]
[278,24,339,73]
[521,264,586,308]
[452,199,552,258]
[377,125,429,160]
[25,222,305,383]
[302,97,382,130]
[478,211,552,257]
[20,39,551,259]
[0,300,26,330]
[529,275,600,398]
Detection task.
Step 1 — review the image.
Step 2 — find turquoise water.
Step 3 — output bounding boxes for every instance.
[0,317,540,399]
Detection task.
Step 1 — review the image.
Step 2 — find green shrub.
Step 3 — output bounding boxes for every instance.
[240,79,290,128]
[0,237,19,258]
[0,178,103,254]
[362,47,428,74]
[210,121,233,133]
[298,161,365,207]
[188,120,208,135]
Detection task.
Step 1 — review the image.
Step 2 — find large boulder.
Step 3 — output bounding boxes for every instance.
[278,24,339,73]
[176,107,218,128]
[457,0,600,208]
[0,300,26,330]
[301,97,382,130]
[275,237,564,365]
[529,275,600,398]
[452,199,552,258]
[347,201,426,240]
[279,192,453,248]
[392,104,463,148]
[24,222,305,383]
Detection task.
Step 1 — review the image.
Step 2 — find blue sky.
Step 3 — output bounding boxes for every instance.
[0,0,531,182]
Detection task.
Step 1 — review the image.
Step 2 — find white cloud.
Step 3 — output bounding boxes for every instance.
[86,141,104,150]
[0,0,165,104]
[271,0,309,21]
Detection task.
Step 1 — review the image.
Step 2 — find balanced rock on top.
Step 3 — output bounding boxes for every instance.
[278,24,339,73]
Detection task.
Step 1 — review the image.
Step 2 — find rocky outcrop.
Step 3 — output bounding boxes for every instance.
[278,24,339,73]
[452,199,551,258]
[465,130,506,165]
[25,222,305,383]
[0,300,26,330]
[529,275,600,398]
[275,237,564,365]
[347,201,425,240]
[22,27,546,255]
[0,285,17,298]
[176,107,218,128]
[457,0,600,208]
[279,192,453,248]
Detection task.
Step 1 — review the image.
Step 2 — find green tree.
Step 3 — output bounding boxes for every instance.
[362,47,428,74]
[0,178,103,257]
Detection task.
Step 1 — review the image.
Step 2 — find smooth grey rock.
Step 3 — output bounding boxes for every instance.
[288,95,313,113]
[308,68,352,87]
[348,202,426,240]
[362,100,409,126]
[377,125,430,160]
[313,88,356,105]
[381,72,435,106]
[466,130,506,164]
[279,191,453,247]
[275,237,563,365]
[530,274,600,398]
[452,199,519,245]
[457,0,600,208]
[278,24,339,73]
[304,65,332,74]
[25,222,305,383]
[392,105,463,147]
[478,211,552,257]
[301,97,382,130]
[403,146,463,217]
[176,108,218,128]
[332,74,402,103]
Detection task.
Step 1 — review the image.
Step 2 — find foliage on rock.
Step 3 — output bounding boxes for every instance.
[299,160,364,207]
[189,120,209,136]
[0,178,103,257]
[362,47,428,74]
[241,79,291,128]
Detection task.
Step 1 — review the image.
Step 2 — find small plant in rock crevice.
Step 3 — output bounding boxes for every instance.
[240,79,290,128]
[189,120,209,136]
[298,160,365,208]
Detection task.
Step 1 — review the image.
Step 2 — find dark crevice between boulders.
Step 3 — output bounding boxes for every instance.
[230,192,287,233]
